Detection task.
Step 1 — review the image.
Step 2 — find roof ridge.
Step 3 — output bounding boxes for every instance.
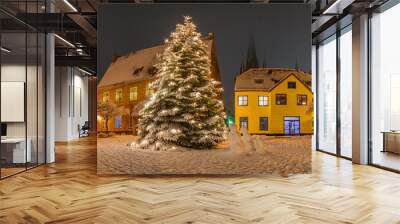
[238,67,309,76]
[114,36,214,61]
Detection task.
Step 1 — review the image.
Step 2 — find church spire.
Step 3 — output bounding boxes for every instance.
[244,35,259,72]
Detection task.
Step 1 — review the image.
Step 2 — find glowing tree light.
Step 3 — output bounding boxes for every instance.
[137,16,227,150]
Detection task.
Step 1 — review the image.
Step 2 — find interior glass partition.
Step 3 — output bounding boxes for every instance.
[0,2,46,179]
[370,3,400,171]
[339,27,352,158]
[0,31,28,177]
[317,35,337,154]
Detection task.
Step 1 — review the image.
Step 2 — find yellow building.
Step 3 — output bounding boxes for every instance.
[97,33,221,134]
[234,68,313,135]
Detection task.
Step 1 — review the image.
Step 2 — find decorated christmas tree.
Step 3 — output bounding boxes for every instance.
[137,16,227,151]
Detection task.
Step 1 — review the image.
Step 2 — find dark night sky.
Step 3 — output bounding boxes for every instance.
[98,4,311,111]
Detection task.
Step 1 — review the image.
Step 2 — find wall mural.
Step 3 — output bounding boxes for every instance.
[97,4,312,176]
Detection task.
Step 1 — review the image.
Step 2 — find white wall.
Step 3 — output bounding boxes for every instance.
[55,67,89,141]
[1,64,40,138]
[55,67,69,140]
[1,65,27,139]
[1,63,46,164]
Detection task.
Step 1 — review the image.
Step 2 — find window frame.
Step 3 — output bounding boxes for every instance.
[239,117,248,130]
[254,79,264,84]
[129,86,138,101]
[103,91,110,102]
[115,88,123,104]
[288,81,297,89]
[258,96,268,106]
[276,94,287,105]
[114,116,122,129]
[145,83,154,97]
[238,95,248,106]
[259,117,268,131]
[297,94,308,106]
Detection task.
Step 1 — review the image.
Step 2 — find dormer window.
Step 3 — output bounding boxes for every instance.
[288,81,296,89]
[133,66,144,75]
[254,79,264,84]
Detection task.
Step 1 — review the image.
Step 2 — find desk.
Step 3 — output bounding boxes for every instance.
[1,138,31,163]
[382,131,400,154]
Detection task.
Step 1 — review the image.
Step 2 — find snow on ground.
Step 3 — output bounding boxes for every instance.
[97,135,311,177]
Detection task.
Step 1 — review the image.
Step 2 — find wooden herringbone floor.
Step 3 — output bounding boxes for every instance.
[1,137,400,224]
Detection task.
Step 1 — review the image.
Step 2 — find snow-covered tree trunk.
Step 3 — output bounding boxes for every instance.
[137,16,227,150]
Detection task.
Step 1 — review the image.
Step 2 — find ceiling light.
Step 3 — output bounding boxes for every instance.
[63,0,78,12]
[1,47,11,53]
[54,34,75,48]
[323,0,343,14]
[77,67,93,76]
[322,0,355,15]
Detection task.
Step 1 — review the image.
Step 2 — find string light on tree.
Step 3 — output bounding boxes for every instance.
[137,16,227,150]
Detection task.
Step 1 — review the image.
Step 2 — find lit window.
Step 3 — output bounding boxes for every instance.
[288,81,296,89]
[239,117,248,130]
[259,117,268,131]
[103,91,110,102]
[276,94,287,105]
[115,88,123,103]
[145,83,154,97]
[129,86,138,101]
[114,116,122,129]
[258,96,268,106]
[297,94,307,105]
[238,96,248,106]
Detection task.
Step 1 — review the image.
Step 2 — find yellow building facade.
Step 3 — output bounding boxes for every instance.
[234,68,313,135]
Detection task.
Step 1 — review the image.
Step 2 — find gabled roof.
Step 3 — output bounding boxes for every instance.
[234,68,312,92]
[98,34,215,88]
